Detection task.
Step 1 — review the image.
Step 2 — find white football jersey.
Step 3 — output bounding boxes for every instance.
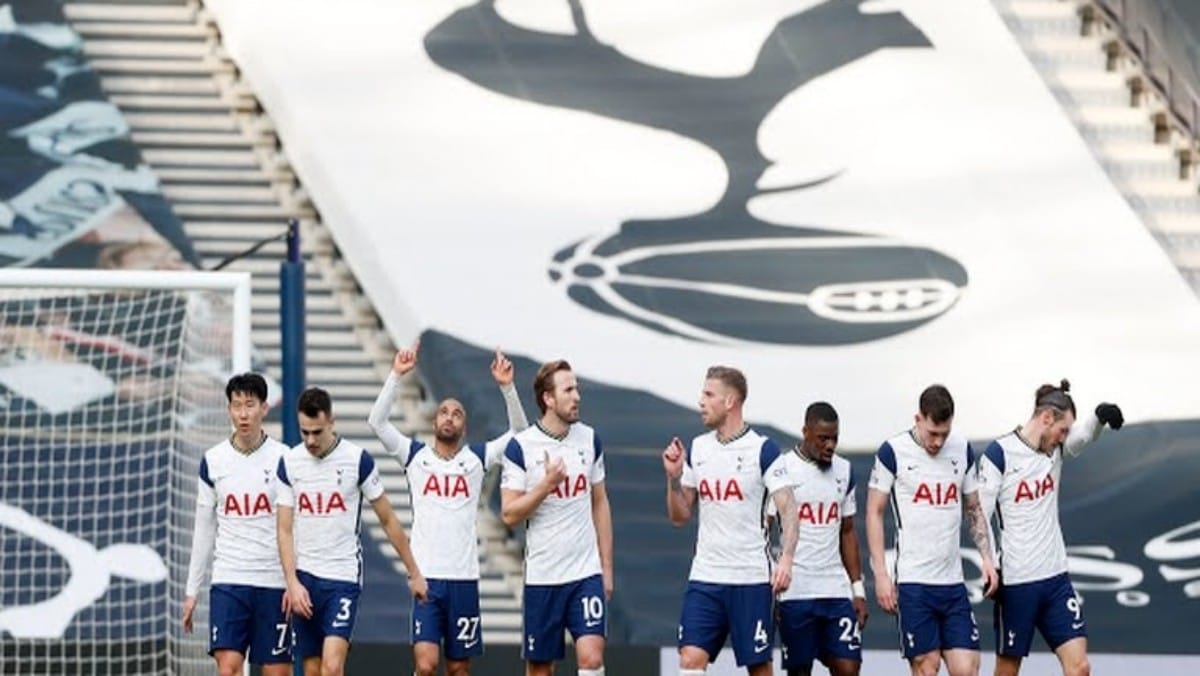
[771,451,856,601]
[185,437,289,595]
[276,438,385,585]
[868,431,978,585]
[682,427,793,585]
[500,422,604,585]
[396,437,507,580]
[977,413,1102,586]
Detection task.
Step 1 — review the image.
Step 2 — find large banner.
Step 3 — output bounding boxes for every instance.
[208,0,1200,448]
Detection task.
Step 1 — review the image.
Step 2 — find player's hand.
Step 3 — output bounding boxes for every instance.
[1096,403,1124,430]
[541,451,567,489]
[409,572,429,602]
[662,437,685,480]
[874,572,898,615]
[771,554,793,594]
[603,568,614,601]
[490,348,515,387]
[286,581,313,620]
[182,595,197,633]
[392,339,419,377]
[981,559,1000,599]
[853,596,869,630]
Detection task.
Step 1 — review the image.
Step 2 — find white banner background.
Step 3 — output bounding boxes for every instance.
[207,0,1200,448]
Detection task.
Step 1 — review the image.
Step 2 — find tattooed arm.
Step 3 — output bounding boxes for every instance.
[965,490,999,597]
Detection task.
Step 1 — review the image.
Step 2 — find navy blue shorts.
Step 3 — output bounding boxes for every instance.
[995,573,1086,656]
[896,583,979,658]
[292,570,360,659]
[209,584,291,664]
[412,579,483,659]
[522,574,606,662]
[678,581,774,667]
[778,598,862,669]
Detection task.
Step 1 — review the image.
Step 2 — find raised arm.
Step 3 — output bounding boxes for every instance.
[490,348,529,433]
[1065,403,1123,457]
[368,342,420,456]
[662,437,697,526]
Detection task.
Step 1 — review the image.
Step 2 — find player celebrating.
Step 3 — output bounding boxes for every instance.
[978,381,1123,676]
[663,366,799,676]
[368,341,529,676]
[183,373,292,676]
[866,385,998,676]
[276,387,427,676]
[500,360,613,676]
[770,402,867,676]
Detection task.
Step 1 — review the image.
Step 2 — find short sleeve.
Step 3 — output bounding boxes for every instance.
[275,457,295,507]
[962,444,979,495]
[195,457,216,509]
[359,451,385,501]
[868,441,897,494]
[841,466,858,518]
[483,431,514,470]
[680,439,696,488]
[500,438,527,491]
[590,433,605,483]
[761,439,793,495]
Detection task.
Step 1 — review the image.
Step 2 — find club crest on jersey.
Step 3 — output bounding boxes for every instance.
[223,493,272,516]
[698,478,744,501]
[1014,474,1055,503]
[551,475,588,499]
[798,501,839,525]
[297,491,348,514]
[913,482,958,505]
[423,474,470,498]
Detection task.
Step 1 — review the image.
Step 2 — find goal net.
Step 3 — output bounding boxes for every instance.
[0,269,251,675]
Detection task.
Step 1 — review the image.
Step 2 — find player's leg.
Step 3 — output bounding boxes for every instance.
[412,579,448,676]
[250,586,293,676]
[443,579,484,675]
[814,599,862,676]
[992,576,1038,676]
[314,576,360,676]
[724,582,774,675]
[678,582,729,672]
[1038,574,1089,676]
[938,584,981,676]
[777,599,819,676]
[563,574,607,673]
[523,581,569,675]
[208,585,252,676]
[897,584,944,676]
[319,636,351,676]
[292,571,328,676]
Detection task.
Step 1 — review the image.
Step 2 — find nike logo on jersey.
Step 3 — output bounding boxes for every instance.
[584,620,603,628]
[331,621,349,628]
[271,646,288,656]
[463,638,480,649]
[1072,622,1085,630]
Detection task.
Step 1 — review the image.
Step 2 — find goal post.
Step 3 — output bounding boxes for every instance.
[0,268,252,675]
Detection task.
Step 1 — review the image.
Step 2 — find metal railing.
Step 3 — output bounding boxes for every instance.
[1093,0,1200,147]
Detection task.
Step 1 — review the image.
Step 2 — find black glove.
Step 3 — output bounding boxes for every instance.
[1095,403,1124,430]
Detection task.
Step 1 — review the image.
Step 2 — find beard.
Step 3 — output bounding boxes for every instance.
[435,427,462,445]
